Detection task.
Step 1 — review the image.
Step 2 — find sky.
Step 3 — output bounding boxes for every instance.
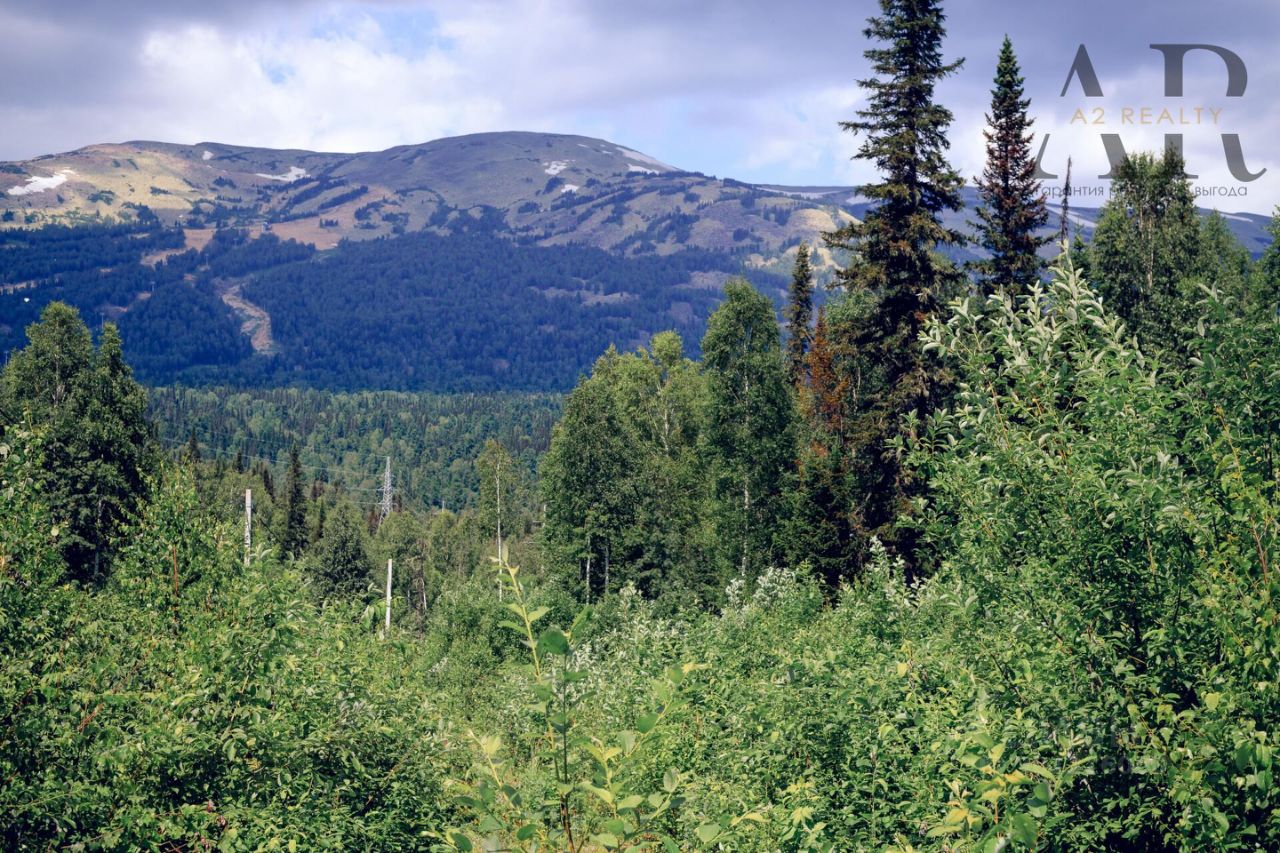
[2,0,1279,211]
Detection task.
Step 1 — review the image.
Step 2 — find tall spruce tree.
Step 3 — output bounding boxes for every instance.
[819,0,965,572]
[784,244,815,385]
[277,443,308,558]
[973,36,1049,293]
[0,305,154,583]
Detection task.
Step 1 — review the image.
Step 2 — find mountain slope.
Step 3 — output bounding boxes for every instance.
[2,131,1275,393]
[0,132,851,275]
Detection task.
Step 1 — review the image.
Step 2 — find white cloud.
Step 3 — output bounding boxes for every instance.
[1,0,1278,210]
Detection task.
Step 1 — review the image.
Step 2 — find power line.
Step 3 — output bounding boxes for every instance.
[162,425,377,459]
[157,437,383,489]
[379,456,393,526]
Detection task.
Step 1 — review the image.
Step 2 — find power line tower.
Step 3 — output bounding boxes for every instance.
[378,456,393,526]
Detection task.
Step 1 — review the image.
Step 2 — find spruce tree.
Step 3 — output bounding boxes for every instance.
[784,244,815,385]
[184,429,201,465]
[820,0,965,572]
[277,443,308,558]
[0,305,154,583]
[972,36,1049,293]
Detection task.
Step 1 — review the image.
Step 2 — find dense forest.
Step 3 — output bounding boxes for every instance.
[148,385,560,511]
[3,1,1280,850]
[0,212,785,392]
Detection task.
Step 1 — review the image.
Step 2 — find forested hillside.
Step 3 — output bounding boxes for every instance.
[0,218,784,391]
[149,385,560,511]
[3,0,1280,850]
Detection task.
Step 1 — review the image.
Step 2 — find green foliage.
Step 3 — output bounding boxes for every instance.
[275,443,308,559]
[0,303,156,583]
[784,244,814,385]
[1089,149,1202,356]
[542,281,795,602]
[0,454,452,849]
[438,556,698,852]
[702,279,795,580]
[309,501,375,600]
[908,254,1280,849]
[476,438,531,562]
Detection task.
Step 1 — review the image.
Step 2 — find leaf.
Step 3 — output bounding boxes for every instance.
[695,823,722,844]
[585,784,614,805]
[448,831,473,852]
[1009,813,1038,846]
[537,627,570,656]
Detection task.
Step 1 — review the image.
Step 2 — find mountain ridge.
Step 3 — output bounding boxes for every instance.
[5,130,1273,264]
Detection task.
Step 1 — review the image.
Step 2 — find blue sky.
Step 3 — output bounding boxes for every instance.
[2,0,1278,210]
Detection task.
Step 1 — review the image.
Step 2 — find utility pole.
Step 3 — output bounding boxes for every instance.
[384,558,393,636]
[378,456,393,527]
[244,488,252,567]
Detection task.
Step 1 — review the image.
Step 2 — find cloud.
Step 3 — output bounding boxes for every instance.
[1,0,1278,210]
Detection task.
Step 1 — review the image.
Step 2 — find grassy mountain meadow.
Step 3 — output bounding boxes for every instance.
[4,2,1280,851]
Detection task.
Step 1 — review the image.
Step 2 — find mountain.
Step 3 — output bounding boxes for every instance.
[2,131,1275,392]
[0,132,851,275]
[4,130,1272,266]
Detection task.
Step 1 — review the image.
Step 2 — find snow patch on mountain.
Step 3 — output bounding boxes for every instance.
[255,166,308,182]
[7,169,74,196]
[561,184,579,193]
[628,164,659,175]
[202,150,214,161]
[544,160,569,176]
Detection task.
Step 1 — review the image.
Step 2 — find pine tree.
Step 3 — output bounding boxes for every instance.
[277,443,308,558]
[972,36,1049,293]
[784,244,815,385]
[820,0,965,572]
[806,307,842,434]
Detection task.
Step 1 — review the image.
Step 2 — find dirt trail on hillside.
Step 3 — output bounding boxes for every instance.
[217,279,277,354]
